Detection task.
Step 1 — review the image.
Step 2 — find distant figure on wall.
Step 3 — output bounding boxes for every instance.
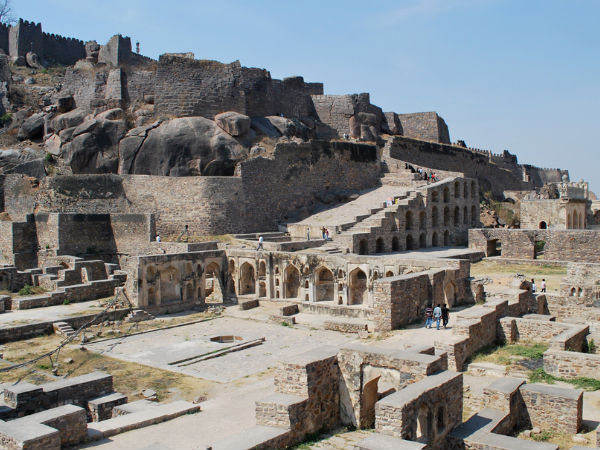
[441,304,450,329]
[425,304,433,329]
[256,235,264,251]
[156,234,161,243]
[306,227,310,240]
[541,279,546,292]
[531,279,536,293]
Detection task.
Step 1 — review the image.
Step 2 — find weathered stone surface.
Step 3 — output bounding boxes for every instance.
[51,108,88,133]
[0,148,45,174]
[26,51,45,69]
[265,116,314,140]
[62,118,127,173]
[214,111,251,136]
[118,116,245,176]
[56,95,75,113]
[18,113,45,140]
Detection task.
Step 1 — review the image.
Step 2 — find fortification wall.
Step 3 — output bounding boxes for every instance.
[311,93,382,137]
[5,19,84,65]
[388,136,544,196]
[154,55,322,119]
[2,141,380,236]
[396,112,450,144]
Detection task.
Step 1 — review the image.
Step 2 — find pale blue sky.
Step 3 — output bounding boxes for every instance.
[16,0,600,193]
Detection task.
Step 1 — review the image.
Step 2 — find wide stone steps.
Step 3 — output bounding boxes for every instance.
[52,321,75,337]
[87,400,200,440]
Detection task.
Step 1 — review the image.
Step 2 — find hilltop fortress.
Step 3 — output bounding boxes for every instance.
[0,19,600,450]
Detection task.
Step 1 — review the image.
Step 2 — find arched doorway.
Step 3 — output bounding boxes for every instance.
[539,221,547,229]
[443,187,449,202]
[454,181,460,198]
[359,240,368,255]
[406,234,414,250]
[471,205,476,226]
[432,207,438,227]
[444,230,450,246]
[416,404,433,443]
[419,233,426,248]
[385,271,394,277]
[443,207,450,226]
[391,236,400,251]
[431,191,439,202]
[444,281,456,307]
[239,262,256,295]
[419,211,426,229]
[454,206,460,226]
[258,261,266,277]
[0,273,8,291]
[285,265,300,299]
[259,282,266,297]
[432,232,439,247]
[315,267,334,302]
[463,206,468,224]
[405,211,413,230]
[205,262,222,303]
[160,266,181,303]
[376,238,385,253]
[349,268,367,305]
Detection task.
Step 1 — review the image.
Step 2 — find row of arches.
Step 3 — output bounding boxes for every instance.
[566,210,585,229]
[430,180,476,203]
[404,205,476,230]
[359,230,452,255]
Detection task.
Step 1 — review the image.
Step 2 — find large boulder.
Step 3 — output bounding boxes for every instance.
[349,112,379,141]
[51,108,88,133]
[214,111,251,137]
[25,52,44,69]
[17,113,45,141]
[0,148,45,176]
[264,116,315,140]
[118,117,245,176]
[61,118,127,173]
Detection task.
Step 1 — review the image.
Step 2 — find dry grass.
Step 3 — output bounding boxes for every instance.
[0,332,217,403]
[517,427,597,449]
[471,260,566,292]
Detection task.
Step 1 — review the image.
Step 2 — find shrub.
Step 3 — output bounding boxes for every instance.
[18,285,34,295]
[590,339,597,354]
[0,112,12,125]
[45,152,54,163]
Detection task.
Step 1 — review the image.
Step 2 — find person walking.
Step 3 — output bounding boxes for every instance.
[541,279,546,292]
[256,235,264,251]
[441,303,450,329]
[433,304,442,330]
[306,227,310,240]
[425,305,433,329]
[531,279,536,293]
[155,234,161,243]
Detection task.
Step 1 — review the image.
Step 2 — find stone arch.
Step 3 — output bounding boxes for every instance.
[432,232,439,247]
[463,206,468,225]
[275,266,280,274]
[285,265,300,299]
[431,191,439,202]
[360,372,381,429]
[539,221,547,229]
[471,205,476,226]
[185,262,193,276]
[349,268,367,305]
[385,271,394,277]
[471,181,476,198]
[570,287,576,296]
[443,207,450,226]
[578,287,583,297]
[359,239,368,255]
[567,213,572,229]
[146,265,156,283]
[205,262,222,301]
[259,281,266,297]
[419,233,426,248]
[315,267,334,302]
[416,403,434,442]
[160,266,181,303]
[454,206,460,226]
[436,405,446,434]
[444,281,456,307]
[443,187,449,202]
[419,211,426,229]
[432,206,438,227]
[454,181,460,198]
[185,283,193,301]
[147,287,157,306]
[405,211,413,230]
[572,211,578,229]
[258,261,266,277]
[228,259,235,275]
[406,234,414,250]
[444,230,450,246]
[463,181,468,198]
[391,236,400,251]
[376,237,385,253]
[239,262,255,295]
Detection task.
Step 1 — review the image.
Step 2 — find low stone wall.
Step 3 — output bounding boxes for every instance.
[324,321,368,333]
[375,371,463,447]
[519,383,582,434]
[469,228,600,263]
[544,349,600,379]
[499,317,588,352]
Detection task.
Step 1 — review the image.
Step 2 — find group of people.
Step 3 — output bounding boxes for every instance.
[530,278,546,293]
[321,227,331,240]
[418,168,437,183]
[424,303,450,330]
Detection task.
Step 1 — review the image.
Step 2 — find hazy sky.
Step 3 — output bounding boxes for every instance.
[16,0,600,192]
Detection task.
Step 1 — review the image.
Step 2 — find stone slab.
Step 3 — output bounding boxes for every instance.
[354,434,426,450]
[211,425,289,450]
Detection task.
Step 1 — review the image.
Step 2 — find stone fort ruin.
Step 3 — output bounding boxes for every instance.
[0,17,598,450]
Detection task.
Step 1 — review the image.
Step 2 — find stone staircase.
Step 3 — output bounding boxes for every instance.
[52,321,76,338]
